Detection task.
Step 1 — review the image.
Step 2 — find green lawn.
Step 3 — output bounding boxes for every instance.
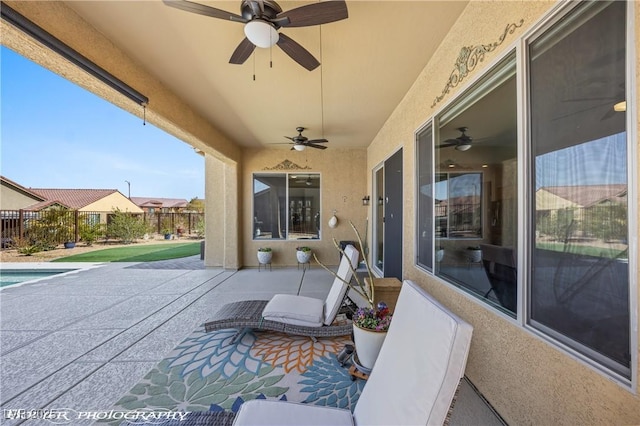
[52,242,201,262]
[536,242,626,259]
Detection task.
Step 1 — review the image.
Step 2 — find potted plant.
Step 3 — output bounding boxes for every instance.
[257,247,272,265]
[162,228,172,240]
[314,221,392,370]
[296,246,312,264]
[467,245,482,263]
[351,302,392,370]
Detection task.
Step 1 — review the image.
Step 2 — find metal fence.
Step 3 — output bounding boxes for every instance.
[1,209,204,248]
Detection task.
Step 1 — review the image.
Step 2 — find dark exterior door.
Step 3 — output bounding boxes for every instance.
[383,148,403,280]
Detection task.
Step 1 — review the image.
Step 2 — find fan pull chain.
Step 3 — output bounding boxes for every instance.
[319,25,324,138]
[253,51,256,81]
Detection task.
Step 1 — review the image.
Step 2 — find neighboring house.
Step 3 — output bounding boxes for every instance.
[1,175,142,217]
[130,197,188,214]
[1,176,144,243]
[536,184,628,221]
[536,184,628,211]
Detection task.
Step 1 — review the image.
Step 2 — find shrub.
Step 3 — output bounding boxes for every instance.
[194,219,205,238]
[107,209,146,244]
[79,222,105,246]
[12,237,42,255]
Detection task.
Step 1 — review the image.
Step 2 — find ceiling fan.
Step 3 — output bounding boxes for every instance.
[284,127,328,151]
[437,127,475,151]
[162,0,348,71]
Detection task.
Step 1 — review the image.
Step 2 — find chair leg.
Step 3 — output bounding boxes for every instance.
[231,327,252,344]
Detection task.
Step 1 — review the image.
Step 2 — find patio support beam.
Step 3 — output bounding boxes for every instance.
[204,155,240,270]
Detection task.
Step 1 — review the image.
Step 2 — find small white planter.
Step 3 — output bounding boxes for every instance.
[257,251,272,264]
[296,250,312,264]
[436,249,445,262]
[353,324,387,370]
[468,249,482,263]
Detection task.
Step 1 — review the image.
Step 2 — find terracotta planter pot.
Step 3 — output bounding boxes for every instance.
[353,323,387,370]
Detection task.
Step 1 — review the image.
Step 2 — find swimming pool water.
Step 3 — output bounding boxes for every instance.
[0,270,73,287]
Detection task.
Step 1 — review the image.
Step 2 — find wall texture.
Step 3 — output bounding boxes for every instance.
[242,148,367,267]
[367,1,639,424]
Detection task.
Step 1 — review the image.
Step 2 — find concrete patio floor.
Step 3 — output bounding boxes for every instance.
[0,256,504,425]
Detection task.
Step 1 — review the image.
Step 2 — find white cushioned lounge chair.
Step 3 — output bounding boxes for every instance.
[232,279,474,426]
[204,245,360,338]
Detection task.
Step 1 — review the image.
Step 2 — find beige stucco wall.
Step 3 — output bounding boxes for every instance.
[367,1,639,424]
[0,182,41,210]
[82,192,143,214]
[242,148,367,267]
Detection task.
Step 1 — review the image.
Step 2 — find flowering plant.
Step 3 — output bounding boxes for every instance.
[354,303,392,332]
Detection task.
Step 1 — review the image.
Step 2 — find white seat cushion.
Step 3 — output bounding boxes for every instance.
[233,400,353,426]
[262,294,324,327]
[323,244,359,325]
[353,280,473,426]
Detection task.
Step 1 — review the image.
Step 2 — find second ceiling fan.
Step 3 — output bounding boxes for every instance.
[284,127,328,151]
[163,0,348,71]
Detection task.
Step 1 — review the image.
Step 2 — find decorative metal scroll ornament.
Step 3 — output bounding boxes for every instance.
[431,19,524,108]
[263,159,311,170]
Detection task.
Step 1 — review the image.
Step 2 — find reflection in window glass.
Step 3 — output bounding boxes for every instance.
[253,173,321,240]
[529,1,629,377]
[431,52,518,315]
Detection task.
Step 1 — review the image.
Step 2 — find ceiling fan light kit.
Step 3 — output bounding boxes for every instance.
[244,20,278,48]
[293,144,306,151]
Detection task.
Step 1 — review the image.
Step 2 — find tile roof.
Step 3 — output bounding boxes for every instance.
[130,197,188,208]
[29,188,120,209]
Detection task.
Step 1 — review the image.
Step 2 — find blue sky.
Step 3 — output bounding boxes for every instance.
[1,46,204,200]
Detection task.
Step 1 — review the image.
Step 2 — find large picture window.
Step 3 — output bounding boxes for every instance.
[528,0,629,378]
[253,173,321,240]
[416,0,632,381]
[420,51,518,316]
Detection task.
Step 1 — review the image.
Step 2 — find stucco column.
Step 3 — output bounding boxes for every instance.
[204,154,240,269]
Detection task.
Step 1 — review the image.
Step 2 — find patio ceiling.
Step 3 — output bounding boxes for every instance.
[63,1,469,150]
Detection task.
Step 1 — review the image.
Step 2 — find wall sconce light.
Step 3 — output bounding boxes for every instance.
[362,196,370,206]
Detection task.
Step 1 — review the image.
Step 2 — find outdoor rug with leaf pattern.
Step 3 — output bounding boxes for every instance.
[107,328,364,423]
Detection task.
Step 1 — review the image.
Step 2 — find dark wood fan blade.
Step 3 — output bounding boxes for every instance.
[229,38,256,64]
[162,0,247,22]
[284,136,295,141]
[307,139,328,143]
[436,142,457,149]
[278,1,348,28]
[276,33,320,71]
[306,143,327,150]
